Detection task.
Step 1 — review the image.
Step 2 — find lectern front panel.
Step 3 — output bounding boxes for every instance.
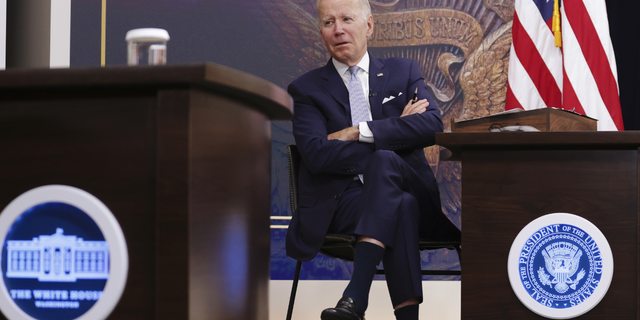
[461,149,638,319]
[0,92,159,318]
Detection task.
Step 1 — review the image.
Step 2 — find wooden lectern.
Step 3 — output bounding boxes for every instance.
[437,131,640,319]
[0,64,292,320]
[451,108,597,133]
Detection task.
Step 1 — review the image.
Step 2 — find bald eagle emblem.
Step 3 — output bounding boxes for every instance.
[537,241,586,294]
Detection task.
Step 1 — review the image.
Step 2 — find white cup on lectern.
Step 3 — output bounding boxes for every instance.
[125,28,170,66]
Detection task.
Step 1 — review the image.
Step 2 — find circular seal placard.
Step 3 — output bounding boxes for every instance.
[507,213,613,319]
[0,185,128,320]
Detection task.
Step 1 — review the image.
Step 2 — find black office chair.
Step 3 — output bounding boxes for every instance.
[285,144,461,320]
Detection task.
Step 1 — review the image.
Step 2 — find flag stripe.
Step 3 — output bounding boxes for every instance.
[505,82,524,111]
[563,0,623,130]
[582,0,619,80]
[561,68,586,115]
[562,8,617,130]
[507,43,547,110]
[511,11,562,108]
[516,0,563,86]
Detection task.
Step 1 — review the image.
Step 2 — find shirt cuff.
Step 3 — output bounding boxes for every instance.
[358,122,374,143]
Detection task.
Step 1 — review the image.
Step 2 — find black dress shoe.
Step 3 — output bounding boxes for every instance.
[320,296,365,320]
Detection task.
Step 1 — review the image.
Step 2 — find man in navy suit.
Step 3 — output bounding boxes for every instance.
[286,0,459,319]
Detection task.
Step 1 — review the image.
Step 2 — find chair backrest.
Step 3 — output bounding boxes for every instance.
[287,144,301,214]
[287,144,357,261]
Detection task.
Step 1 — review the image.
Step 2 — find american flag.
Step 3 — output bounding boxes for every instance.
[506,0,623,131]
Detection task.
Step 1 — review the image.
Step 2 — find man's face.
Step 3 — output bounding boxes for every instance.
[318,0,373,66]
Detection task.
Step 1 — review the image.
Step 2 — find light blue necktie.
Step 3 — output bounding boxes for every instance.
[348,66,368,183]
[348,66,369,127]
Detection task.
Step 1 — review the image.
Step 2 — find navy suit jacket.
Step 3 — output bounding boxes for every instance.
[286,54,445,261]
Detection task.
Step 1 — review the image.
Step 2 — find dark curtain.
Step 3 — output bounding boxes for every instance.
[607,2,640,130]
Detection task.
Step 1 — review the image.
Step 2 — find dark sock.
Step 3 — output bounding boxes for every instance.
[342,241,385,314]
[394,304,419,320]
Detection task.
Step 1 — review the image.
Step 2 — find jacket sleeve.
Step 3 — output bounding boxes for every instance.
[289,82,374,176]
[367,60,444,151]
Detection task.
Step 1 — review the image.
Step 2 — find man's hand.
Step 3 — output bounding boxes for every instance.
[328,126,359,141]
[400,99,429,117]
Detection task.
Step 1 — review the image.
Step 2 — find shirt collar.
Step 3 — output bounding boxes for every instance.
[332,51,370,77]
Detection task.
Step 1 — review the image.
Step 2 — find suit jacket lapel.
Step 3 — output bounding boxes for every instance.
[321,59,352,126]
[368,55,387,120]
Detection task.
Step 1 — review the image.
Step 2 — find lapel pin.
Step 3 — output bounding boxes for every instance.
[377,73,383,77]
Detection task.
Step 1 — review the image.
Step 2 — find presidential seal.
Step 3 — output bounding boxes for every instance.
[507,213,613,319]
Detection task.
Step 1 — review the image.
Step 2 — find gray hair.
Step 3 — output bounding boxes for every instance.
[316,0,372,28]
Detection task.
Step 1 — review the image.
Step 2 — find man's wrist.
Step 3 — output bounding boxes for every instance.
[350,126,360,141]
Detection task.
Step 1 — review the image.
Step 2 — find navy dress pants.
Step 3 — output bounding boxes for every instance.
[327,150,439,307]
